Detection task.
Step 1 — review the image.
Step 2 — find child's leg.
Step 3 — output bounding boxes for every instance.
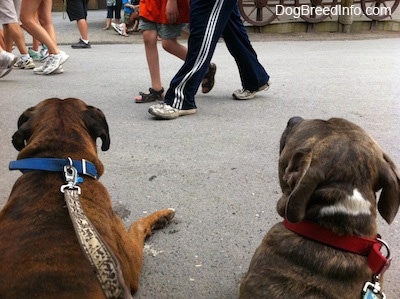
[142,29,162,91]
[161,38,187,61]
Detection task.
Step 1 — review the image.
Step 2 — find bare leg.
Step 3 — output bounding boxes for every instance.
[0,30,5,49]
[20,0,60,54]
[3,23,29,54]
[76,19,89,41]
[104,18,111,30]
[162,38,187,60]
[142,29,162,91]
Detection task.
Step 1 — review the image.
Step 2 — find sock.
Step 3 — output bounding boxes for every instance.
[21,54,30,61]
[80,38,89,44]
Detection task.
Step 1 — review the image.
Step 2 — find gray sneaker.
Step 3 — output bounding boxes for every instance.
[13,57,35,69]
[0,51,17,78]
[232,80,271,100]
[148,102,197,120]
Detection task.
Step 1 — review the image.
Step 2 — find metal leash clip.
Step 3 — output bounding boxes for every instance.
[60,158,81,194]
[362,275,385,299]
[362,238,390,299]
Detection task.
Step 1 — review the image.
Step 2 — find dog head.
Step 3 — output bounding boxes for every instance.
[277,116,400,226]
[12,98,110,176]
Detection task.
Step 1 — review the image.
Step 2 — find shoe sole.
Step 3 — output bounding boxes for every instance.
[34,66,64,75]
[20,64,36,70]
[0,67,13,78]
[148,107,197,120]
[71,45,91,48]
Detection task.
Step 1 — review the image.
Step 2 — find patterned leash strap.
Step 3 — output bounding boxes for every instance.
[61,162,131,299]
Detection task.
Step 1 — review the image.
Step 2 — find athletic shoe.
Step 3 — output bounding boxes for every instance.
[13,57,36,69]
[71,38,91,49]
[34,65,64,75]
[232,80,271,100]
[28,47,41,61]
[148,102,197,120]
[34,51,68,75]
[112,22,124,35]
[39,45,49,61]
[0,51,17,78]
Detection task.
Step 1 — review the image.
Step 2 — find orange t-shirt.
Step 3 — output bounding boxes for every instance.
[139,0,190,24]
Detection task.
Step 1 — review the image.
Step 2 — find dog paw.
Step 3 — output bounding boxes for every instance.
[152,208,175,230]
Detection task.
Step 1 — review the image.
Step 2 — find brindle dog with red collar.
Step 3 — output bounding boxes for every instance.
[0,98,175,299]
[240,116,400,299]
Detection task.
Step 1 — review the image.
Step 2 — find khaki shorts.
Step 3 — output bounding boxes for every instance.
[139,18,182,40]
[124,11,138,24]
[0,0,21,25]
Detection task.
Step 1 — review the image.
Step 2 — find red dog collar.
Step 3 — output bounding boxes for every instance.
[284,218,391,275]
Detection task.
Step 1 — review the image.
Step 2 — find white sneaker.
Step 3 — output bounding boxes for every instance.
[41,51,69,75]
[232,80,271,100]
[39,45,49,61]
[112,22,123,35]
[34,64,64,75]
[0,51,18,78]
[13,57,36,69]
[148,102,197,120]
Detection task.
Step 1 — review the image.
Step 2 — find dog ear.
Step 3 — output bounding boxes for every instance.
[377,153,400,224]
[83,106,110,151]
[280,116,303,153]
[284,149,323,223]
[11,107,35,151]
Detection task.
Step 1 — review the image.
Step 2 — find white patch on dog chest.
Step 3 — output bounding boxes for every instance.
[319,189,371,216]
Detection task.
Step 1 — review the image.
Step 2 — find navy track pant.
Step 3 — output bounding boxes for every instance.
[164,0,270,110]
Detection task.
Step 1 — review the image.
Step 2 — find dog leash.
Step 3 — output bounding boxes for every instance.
[10,157,131,298]
[60,159,132,299]
[284,218,390,299]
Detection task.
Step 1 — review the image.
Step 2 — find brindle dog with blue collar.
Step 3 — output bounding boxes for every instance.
[0,98,175,299]
[240,116,400,299]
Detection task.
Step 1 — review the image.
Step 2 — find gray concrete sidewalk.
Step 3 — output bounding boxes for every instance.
[1,36,400,298]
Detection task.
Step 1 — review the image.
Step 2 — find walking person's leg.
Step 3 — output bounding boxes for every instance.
[20,0,58,54]
[149,0,234,119]
[1,0,35,69]
[68,0,91,48]
[0,44,17,78]
[135,27,165,103]
[222,3,270,99]
[20,0,68,74]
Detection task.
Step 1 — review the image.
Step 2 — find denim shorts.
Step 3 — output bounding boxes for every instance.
[139,18,182,39]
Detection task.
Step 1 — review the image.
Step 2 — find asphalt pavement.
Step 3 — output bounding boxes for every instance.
[1,10,400,299]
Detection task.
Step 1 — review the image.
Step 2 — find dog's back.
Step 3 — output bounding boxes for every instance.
[0,98,112,298]
[240,117,400,299]
[1,98,176,298]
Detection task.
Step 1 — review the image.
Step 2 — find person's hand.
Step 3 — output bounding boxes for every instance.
[166,0,179,24]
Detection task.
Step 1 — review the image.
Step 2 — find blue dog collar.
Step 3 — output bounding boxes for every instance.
[9,158,98,179]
